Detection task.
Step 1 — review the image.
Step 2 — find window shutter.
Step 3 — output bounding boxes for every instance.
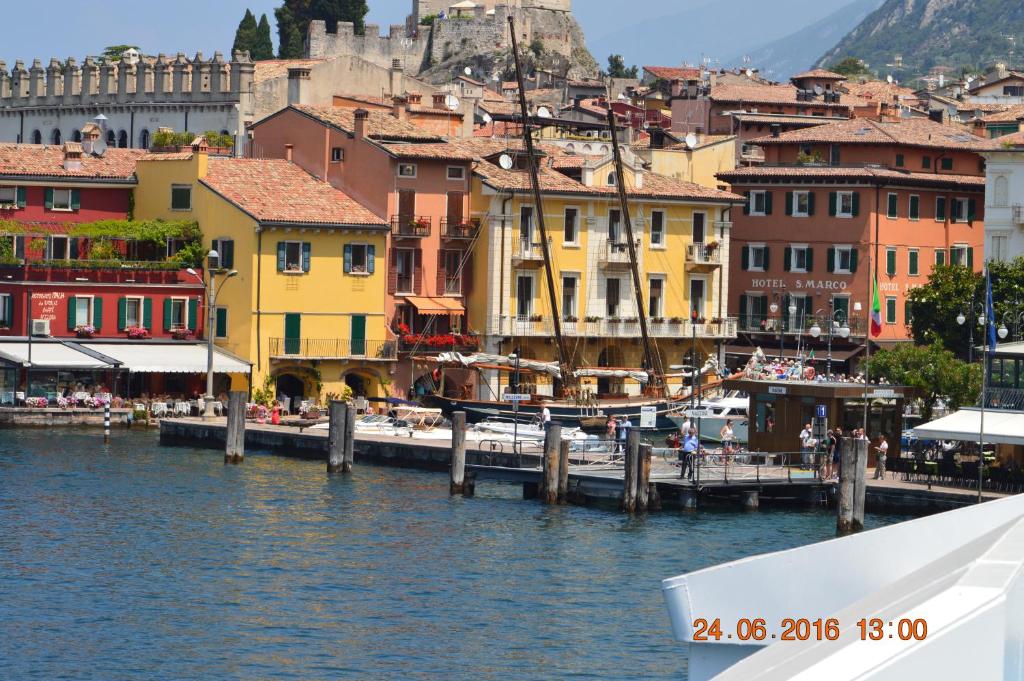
[936,250,946,266]
[163,298,172,330]
[741,245,749,271]
[387,248,398,294]
[763,246,770,270]
[968,199,977,224]
[967,247,975,270]
[462,251,473,296]
[15,187,26,208]
[2,296,10,327]
[437,251,447,294]
[44,188,54,210]
[216,308,227,338]
[187,298,198,330]
[785,191,793,216]
[301,242,311,273]
[70,238,79,260]
[67,296,77,330]
[92,297,102,331]
[739,295,748,324]
[222,239,234,269]
[828,192,837,217]
[343,244,352,274]
[742,191,750,216]
[367,245,375,274]
[936,197,946,221]
[887,249,896,276]
[14,236,23,259]
[850,248,858,273]
[807,192,815,216]
[805,247,813,272]
[276,242,286,271]
[851,192,860,217]
[764,191,773,215]
[909,250,918,275]
[118,298,127,331]
[784,246,792,272]
[70,189,81,210]
[827,247,835,273]
[414,249,423,294]
[143,298,153,330]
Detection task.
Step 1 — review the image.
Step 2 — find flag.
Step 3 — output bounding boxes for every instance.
[870,277,882,337]
[986,268,997,349]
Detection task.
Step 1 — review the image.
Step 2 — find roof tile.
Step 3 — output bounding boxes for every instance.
[748,117,990,150]
[0,144,143,181]
[290,105,443,141]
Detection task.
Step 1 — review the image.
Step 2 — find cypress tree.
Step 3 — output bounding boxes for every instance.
[275,5,305,59]
[253,14,275,61]
[232,9,258,58]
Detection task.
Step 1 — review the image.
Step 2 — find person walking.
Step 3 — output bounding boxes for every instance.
[873,434,889,479]
[720,419,735,457]
[619,416,633,453]
[681,427,699,480]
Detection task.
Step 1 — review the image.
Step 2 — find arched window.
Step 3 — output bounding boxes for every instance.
[118,130,128,148]
[51,129,62,145]
[106,130,116,147]
[72,129,82,143]
[139,129,150,150]
[31,130,42,145]
[606,172,616,186]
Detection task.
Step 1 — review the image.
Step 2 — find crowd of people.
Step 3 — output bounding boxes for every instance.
[740,348,891,385]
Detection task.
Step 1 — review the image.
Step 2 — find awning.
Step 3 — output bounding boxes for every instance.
[406,296,465,316]
[913,408,1024,446]
[724,344,865,362]
[0,341,116,369]
[82,343,251,374]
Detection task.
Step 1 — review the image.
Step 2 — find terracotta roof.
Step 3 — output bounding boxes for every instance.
[644,65,701,81]
[956,102,1011,114]
[287,105,443,142]
[0,144,142,181]
[718,165,985,189]
[992,131,1024,146]
[710,84,850,108]
[748,117,991,151]
[502,81,518,89]
[371,140,477,161]
[731,113,846,126]
[982,105,1024,123]
[138,151,195,161]
[791,69,846,81]
[201,158,385,226]
[842,80,917,103]
[253,59,327,84]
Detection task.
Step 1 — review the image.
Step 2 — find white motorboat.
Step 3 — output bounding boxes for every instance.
[668,392,749,443]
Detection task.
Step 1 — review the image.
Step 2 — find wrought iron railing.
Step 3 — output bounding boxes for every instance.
[441,217,480,240]
[492,316,738,339]
[390,215,432,238]
[686,243,723,266]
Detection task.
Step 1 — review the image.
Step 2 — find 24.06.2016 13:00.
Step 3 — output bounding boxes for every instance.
[692,617,928,642]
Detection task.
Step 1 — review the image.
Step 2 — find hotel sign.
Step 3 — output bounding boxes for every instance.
[751,278,850,291]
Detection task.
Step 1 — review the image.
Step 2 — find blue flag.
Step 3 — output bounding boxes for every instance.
[987,268,997,349]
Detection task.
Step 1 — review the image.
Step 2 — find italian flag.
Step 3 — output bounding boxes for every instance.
[870,277,883,337]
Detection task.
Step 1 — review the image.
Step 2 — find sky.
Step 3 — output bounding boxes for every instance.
[0,0,851,70]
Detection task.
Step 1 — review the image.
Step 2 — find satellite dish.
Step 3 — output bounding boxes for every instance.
[814,84,824,95]
[886,74,894,84]
[482,112,492,124]
[445,94,460,111]
[745,68,753,78]
[499,153,514,170]
[536,106,551,119]
[464,66,473,76]
[684,133,698,149]
[492,73,500,82]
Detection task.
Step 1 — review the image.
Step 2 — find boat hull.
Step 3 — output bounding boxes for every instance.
[668,415,749,444]
[422,394,683,431]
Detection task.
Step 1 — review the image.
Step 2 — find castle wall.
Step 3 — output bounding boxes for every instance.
[413,0,571,21]
[306,21,430,72]
[429,6,573,66]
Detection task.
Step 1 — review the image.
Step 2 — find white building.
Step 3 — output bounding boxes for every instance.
[981,130,1024,263]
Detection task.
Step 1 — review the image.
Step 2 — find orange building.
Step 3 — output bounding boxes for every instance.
[720,117,989,367]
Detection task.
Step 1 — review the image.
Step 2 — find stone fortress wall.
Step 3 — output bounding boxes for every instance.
[412,0,571,21]
[306,21,431,72]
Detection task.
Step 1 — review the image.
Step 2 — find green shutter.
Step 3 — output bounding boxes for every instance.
[118,298,127,331]
[850,248,858,273]
[44,188,54,210]
[909,250,919,275]
[910,195,919,220]
[968,199,976,224]
[70,189,81,211]
[222,239,234,269]
[2,295,10,327]
[143,298,153,330]
[276,242,286,271]
[936,249,946,266]
[92,297,103,331]
[785,191,793,216]
[301,242,311,273]
[827,247,835,273]
[936,197,946,221]
[163,298,172,330]
[367,245,375,274]
[762,246,770,270]
[764,191,773,215]
[187,298,198,330]
[807,192,815,216]
[805,247,813,272]
[343,244,352,273]
[15,187,26,208]
[739,295,748,327]
[851,192,860,217]
[887,194,897,218]
[743,191,750,215]
[67,296,77,330]
[886,249,896,276]
[284,313,301,354]
[216,308,227,338]
[784,246,792,272]
[828,192,837,217]
[741,245,749,270]
[968,247,975,270]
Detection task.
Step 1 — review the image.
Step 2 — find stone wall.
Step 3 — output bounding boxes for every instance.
[306,20,431,72]
[413,0,571,21]
[429,5,574,68]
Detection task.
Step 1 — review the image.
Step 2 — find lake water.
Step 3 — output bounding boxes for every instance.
[0,429,910,680]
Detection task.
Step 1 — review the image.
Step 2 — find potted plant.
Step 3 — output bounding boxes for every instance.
[529,313,543,322]
[668,317,683,325]
[704,240,719,252]
[75,324,96,339]
[171,328,194,340]
[608,317,621,324]
[563,315,579,323]
[126,326,150,339]
[652,317,665,324]
[584,315,601,323]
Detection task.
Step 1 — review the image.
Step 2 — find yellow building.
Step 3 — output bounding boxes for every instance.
[633,134,737,190]
[133,145,394,407]
[459,138,744,398]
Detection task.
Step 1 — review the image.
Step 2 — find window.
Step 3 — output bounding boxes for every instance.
[941,157,953,171]
[606,172,616,186]
[516,275,533,318]
[75,296,93,326]
[50,188,73,211]
[442,249,462,294]
[394,248,416,293]
[829,144,840,166]
[885,296,897,325]
[835,191,856,218]
[562,275,578,320]
[344,243,372,274]
[215,307,228,338]
[922,155,931,169]
[886,247,897,276]
[0,186,15,205]
[908,249,919,276]
[140,129,150,150]
[331,147,344,162]
[31,130,42,145]
[692,212,706,243]
[744,244,769,271]
[1004,85,1024,97]
[3,235,24,260]
[952,197,974,223]
[649,211,665,247]
[278,241,310,273]
[608,209,621,243]
[886,193,898,219]
[212,238,234,269]
[606,277,620,317]
[648,277,664,318]
[950,244,971,267]
[790,190,812,217]
[909,194,920,220]
[563,208,578,244]
[397,163,417,178]
[0,293,9,328]
[935,196,947,222]
[787,244,813,273]
[690,278,706,317]
[446,166,465,180]
[740,293,768,331]
[935,249,946,266]
[171,185,192,211]
[748,190,772,216]
[995,176,1009,207]
[124,297,142,328]
[170,298,187,329]
[829,246,857,274]
[991,235,1009,263]
[520,206,534,245]
[48,235,70,260]
[895,153,904,167]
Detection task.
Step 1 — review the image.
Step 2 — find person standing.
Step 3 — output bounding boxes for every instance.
[681,427,699,480]
[799,422,813,468]
[720,419,735,456]
[827,427,843,481]
[619,416,633,453]
[541,405,551,430]
[874,434,889,479]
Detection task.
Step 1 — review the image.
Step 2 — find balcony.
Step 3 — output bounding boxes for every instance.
[599,238,640,269]
[738,314,868,337]
[0,261,197,285]
[685,243,723,271]
[391,215,432,239]
[398,333,480,355]
[441,217,481,240]
[511,241,545,268]
[492,316,737,340]
[268,338,398,361]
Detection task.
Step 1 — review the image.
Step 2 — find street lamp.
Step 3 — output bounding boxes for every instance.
[809,309,850,379]
[187,250,238,419]
[509,349,521,452]
[957,299,986,363]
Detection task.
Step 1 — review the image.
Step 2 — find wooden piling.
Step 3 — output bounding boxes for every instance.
[450,411,467,495]
[224,391,245,464]
[741,490,760,511]
[542,424,561,505]
[342,405,356,474]
[103,402,111,443]
[637,443,652,512]
[622,429,639,513]
[557,439,570,504]
[836,437,855,534]
[327,401,346,474]
[852,437,868,532]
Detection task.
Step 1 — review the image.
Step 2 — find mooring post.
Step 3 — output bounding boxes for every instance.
[637,442,652,512]
[622,429,639,513]
[741,490,760,511]
[327,400,346,474]
[837,437,855,534]
[103,401,111,443]
[225,391,245,464]
[342,404,356,474]
[852,437,868,531]
[557,439,570,504]
[450,411,467,495]
[542,423,561,505]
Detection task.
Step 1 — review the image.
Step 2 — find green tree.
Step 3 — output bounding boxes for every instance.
[829,57,871,76]
[866,343,982,421]
[102,45,141,62]
[275,5,305,59]
[253,14,275,60]
[605,54,638,79]
[232,9,259,57]
[907,264,981,358]
[276,0,370,42]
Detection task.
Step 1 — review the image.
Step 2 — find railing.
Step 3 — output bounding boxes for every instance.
[390,215,432,239]
[396,274,414,294]
[492,315,738,339]
[985,388,1024,411]
[739,314,868,336]
[398,336,480,354]
[512,242,545,262]
[268,338,398,360]
[599,239,639,266]
[0,261,194,285]
[441,217,480,240]
[686,243,722,266]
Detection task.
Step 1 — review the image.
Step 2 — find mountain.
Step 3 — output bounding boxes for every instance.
[818,0,1024,75]
[727,0,883,80]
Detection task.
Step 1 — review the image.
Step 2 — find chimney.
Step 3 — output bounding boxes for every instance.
[392,95,408,121]
[287,67,311,106]
[353,109,369,140]
[389,58,404,97]
[62,142,83,171]
[770,123,781,138]
[407,92,422,105]
[285,143,294,162]
[432,93,447,109]
[1017,116,1024,134]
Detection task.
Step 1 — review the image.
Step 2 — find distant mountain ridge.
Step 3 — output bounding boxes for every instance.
[818,0,1024,74]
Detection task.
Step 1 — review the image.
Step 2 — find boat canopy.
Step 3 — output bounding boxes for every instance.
[436,352,562,379]
[574,367,649,384]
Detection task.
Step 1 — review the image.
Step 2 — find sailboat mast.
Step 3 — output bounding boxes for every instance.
[507,15,577,391]
[606,109,666,396]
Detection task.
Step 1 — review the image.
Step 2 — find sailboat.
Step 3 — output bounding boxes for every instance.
[422,16,721,432]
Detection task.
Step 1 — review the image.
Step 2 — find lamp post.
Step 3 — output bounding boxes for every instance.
[187,250,237,419]
[691,307,702,449]
[956,300,986,363]
[998,307,1024,342]
[509,349,521,452]
[809,309,851,380]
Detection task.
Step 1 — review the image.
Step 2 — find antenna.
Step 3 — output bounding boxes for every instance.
[499,153,514,170]
[684,133,698,149]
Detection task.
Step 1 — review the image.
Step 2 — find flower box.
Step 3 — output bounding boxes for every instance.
[126,326,150,339]
[75,324,96,339]
[171,328,195,340]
